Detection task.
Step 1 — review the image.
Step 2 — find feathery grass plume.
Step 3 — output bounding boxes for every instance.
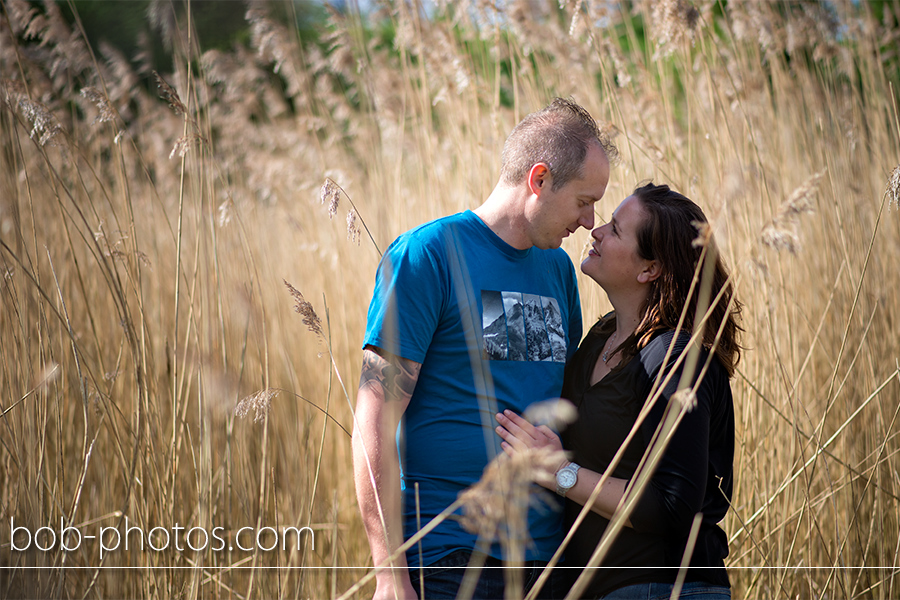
[728,2,779,53]
[760,169,825,254]
[320,177,340,219]
[32,1,92,85]
[323,5,357,77]
[99,41,139,116]
[886,165,900,211]
[133,31,153,76]
[246,3,285,68]
[153,70,187,116]
[89,386,104,420]
[457,444,564,544]
[245,0,305,99]
[598,122,622,167]
[147,0,177,51]
[18,98,65,147]
[217,195,234,227]
[1,78,27,108]
[283,279,323,338]
[346,210,360,245]
[600,37,632,88]
[523,397,578,430]
[80,87,116,125]
[33,362,60,391]
[21,7,48,41]
[508,0,548,56]
[652,0,700,58]
[691,220,712,248]
[135,251,152,269]
[4,0,37,36]
[203,368,240,421]
[93,221,133,262]
[235,388,277,423]
[567,0,585,37]
[169,133,203,160]
[672,388,697,412]
[786,3,840,61]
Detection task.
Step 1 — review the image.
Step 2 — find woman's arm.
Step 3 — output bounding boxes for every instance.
[495,410,632,526]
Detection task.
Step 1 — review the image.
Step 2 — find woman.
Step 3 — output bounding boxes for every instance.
[496,182,742,599]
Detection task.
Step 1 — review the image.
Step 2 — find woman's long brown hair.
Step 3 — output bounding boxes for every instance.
[602,182,743,377]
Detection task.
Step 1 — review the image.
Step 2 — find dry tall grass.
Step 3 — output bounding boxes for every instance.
[1,1,899,598]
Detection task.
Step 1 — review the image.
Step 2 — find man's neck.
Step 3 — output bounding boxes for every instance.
[473,183,533,250]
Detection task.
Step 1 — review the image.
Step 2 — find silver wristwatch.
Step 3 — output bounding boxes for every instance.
[555,462,580,497]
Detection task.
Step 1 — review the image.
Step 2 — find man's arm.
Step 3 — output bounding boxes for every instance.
[352,346,422,600]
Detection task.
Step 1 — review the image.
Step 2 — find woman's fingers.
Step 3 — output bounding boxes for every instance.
[501,409,538,435]
[495,422,530,452]
[496,410,563,454]
[495,411,531,441]
[536,425,562,445]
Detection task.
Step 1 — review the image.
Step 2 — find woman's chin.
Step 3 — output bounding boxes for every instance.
[580,255,601,277]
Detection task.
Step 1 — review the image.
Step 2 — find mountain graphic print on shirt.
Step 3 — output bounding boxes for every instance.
[481,290,567,363]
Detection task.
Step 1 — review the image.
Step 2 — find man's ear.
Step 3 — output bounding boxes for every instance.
[527,163,551,196]
[637,260,662,284]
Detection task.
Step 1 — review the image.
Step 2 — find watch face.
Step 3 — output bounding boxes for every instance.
[557,469,577,488]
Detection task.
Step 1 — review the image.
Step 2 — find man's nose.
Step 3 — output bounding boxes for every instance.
[579,208,595,230]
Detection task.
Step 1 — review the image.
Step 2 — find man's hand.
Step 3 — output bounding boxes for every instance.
[495,409,567,489]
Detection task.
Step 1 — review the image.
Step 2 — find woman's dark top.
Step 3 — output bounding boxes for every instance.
[559,323,734,598]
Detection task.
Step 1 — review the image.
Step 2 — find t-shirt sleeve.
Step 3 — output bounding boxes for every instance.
[629,338,719,536]
[363,233,446,364]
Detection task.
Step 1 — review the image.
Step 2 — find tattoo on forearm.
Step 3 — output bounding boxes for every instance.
[360,349,421,403]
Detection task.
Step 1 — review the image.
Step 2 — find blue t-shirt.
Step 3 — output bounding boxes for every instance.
[363,210,582,568]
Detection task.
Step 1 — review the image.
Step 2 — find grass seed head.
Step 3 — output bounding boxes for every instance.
[283,280,323,338]
[346,209,360,245]
[887,165,900,211]
[235,388,276,423]
[320,178,340,219]
[457,445,563,541]
[169,134,202,160]
[80,87,116,124]
[760,169,825,254]
[19,98,65,147]
[673,388,698,412]
[218,196,234,227]
[153,70,187,116]
[523,397,578,429]
[34,362,60,391]
[599,122,621,167]
[692,220,712,248]
[652,0,701,58]
[1,78,27,108]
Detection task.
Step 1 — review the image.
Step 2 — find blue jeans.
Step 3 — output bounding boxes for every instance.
[409,549,555,599]
[601,581,731,599]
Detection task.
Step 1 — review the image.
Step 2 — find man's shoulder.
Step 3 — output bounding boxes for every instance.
[388,212,476,254]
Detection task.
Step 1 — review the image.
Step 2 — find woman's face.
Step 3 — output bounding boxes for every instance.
[581,194,653,291]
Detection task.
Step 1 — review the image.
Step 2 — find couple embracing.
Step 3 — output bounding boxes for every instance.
[352,99,741,600]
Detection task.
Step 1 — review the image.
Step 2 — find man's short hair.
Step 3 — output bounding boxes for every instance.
[499,97,604,191]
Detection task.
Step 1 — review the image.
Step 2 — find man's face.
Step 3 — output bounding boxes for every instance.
[526,144,610,250]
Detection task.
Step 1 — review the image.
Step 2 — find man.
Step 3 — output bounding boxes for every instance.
[352,98,611,599]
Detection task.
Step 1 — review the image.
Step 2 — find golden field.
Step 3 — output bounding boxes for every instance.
[1,1,899,598]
